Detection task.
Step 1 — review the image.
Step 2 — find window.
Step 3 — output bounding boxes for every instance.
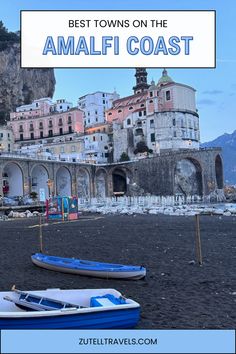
[49,120,53,128]
[138,111,142,117]
[60,105,62,109]
[150,91,153,97]
[149,100,153,103]
[87,112,90,116]
[150,133,155,142]
[140,104,145,107]
[39,122,43,129]
[30,132,34,140]
[100,136,103,141]
[19,125,23,132]
[48,130,53,137]
[93,136,96,141]
[36,103,38,107]
[102,93,105,97]
[118,109,122,113]
[30,123,34,131]
[127,118,131,125]
[20,134,23,141]
[59,128,63,135]
[173,131,177,137]
[129,106,133,110]
[166,90,171,101]
[95,110,98,115]
[68,126,72,133]
[150,119,154,128]
[108,112,112,116]
[143,110,146,116]
[96,117,98,122]
[103,100,105,104]
[59,118,63,126]
[173,118,176,126]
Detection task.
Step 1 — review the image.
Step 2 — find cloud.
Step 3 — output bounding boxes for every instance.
[197,99,215,105]
[202,90,223,95]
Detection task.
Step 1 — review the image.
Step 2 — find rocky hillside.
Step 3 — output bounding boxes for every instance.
[202,131,236,185]
[0,22,55,122]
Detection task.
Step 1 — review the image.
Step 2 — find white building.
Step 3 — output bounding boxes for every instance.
[78,91,119,127]
[83,132,110,164]
[112,69,200,161]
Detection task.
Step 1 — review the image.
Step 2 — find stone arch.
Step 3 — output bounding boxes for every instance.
[31,164,49,199]
[110,166,133,195]
[112,168,127,194]
[174,158,203,196]
[77,168,91,199]
[2,162,24,197]
[56,166,72,196]
[215,154,223,189]
[95,168,107,199]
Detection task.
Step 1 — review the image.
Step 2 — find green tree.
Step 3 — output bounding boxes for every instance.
[119,152,130,162]
[0,20,20,51]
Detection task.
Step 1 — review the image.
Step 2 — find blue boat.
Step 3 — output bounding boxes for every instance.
[31,253,146,280]
[0,288,140,329]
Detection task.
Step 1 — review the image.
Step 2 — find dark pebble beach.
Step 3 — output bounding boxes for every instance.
[0,213,235,329]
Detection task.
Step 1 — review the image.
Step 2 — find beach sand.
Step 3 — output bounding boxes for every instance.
[0,213,235,328]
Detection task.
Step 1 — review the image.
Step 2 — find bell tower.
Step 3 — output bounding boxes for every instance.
[133,68,149,94]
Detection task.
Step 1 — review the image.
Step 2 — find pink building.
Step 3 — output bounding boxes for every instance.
[9,98,84,144]
[106,69,197,123]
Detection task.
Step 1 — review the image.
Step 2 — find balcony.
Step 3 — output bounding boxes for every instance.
[58,121,63,126]
[19,128,24,133]
[29,126,34,131]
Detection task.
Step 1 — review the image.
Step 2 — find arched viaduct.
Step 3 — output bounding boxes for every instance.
[0,148,223,199]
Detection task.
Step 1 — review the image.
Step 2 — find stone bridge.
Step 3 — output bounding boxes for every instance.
[0,148,223,199]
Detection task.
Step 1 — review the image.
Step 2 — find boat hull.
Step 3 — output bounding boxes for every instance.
[31,254,146,280]
[0,308,140,329]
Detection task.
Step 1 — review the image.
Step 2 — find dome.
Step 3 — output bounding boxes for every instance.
[148,79,156,90]
[158,69,173,85]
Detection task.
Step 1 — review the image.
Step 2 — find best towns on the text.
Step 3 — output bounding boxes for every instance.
[68,19,168,28]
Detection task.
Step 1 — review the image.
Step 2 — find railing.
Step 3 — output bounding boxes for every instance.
[77,194,225,209]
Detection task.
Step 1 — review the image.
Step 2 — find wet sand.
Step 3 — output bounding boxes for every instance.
[0,213,235,328]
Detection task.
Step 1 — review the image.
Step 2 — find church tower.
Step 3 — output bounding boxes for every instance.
[133,68,150,94]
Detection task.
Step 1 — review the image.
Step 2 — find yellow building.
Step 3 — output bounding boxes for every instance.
[0,126,14,152]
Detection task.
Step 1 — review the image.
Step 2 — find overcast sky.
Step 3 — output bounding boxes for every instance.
[1,0,236,142]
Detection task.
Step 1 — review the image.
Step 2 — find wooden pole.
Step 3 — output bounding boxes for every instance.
[195,214,203,265]
[39,214,43,253]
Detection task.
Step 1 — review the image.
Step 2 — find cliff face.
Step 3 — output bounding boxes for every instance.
[0,43,56,121]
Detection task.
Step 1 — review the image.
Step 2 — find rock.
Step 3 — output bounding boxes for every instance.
[223,211,231,216]
[188,260,196,265]
[0,43,55,121]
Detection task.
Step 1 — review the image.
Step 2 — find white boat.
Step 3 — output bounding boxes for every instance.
[0,288,140,329]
